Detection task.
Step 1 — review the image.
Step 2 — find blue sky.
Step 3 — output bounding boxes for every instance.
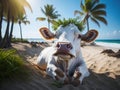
[3,0,120,39]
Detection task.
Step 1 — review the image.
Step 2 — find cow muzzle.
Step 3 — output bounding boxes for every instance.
[53,42,75,59]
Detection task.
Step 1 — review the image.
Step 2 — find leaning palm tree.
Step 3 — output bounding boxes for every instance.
[18,15,30,40]
[74,0,107,31]
[36,4,61,30]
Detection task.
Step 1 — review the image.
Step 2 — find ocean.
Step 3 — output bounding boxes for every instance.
[27,38,120,48]
[27,38,45,42]
[95,39,120,48]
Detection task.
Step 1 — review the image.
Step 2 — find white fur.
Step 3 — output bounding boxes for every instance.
[37,24,90,83]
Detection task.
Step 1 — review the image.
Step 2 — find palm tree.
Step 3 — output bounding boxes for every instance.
[36,4,61,30]
[0,0,8,43]
[74,0,107,31]
[0,4,3,42]
[0,0,32,48]
[8,0,32,46]
[18,15,30,40]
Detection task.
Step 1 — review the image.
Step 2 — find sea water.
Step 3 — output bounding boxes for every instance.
[27,38,45,42]
[95,39,120,48]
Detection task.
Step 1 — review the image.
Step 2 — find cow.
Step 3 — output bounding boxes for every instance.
[37,24,98,86]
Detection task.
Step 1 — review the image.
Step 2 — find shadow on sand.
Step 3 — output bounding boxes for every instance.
[0,67,120,90]
[1,43,119,90]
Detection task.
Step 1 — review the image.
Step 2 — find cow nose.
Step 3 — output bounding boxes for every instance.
[56,42,73,50]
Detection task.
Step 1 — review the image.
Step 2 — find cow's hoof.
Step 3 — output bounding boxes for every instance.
[55,69,64,78]
[71,79,80,87]
[73,71,81,79]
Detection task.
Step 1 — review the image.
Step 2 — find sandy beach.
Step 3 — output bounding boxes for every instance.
[0,42,120,90]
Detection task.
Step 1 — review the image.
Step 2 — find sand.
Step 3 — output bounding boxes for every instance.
[0,42,120,90]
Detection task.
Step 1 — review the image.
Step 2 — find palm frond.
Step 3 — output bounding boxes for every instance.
[74,10,84,16]
[41,8,46,15]
[85,0,93,10]
[92,10,106,16]
[19,0,33,12]
[50,20,57,24]
[90,17,100,27]
[22,20,30,25]
[80,1,86,12]
[91,3,106,12]
[91,0,99,9]
[94,16,107,25]
[36,17,46,21]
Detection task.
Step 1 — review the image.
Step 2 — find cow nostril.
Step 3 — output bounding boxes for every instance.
[56,43,61,49]
[66,43,73,50]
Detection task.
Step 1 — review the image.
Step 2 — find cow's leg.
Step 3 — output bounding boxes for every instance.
[71,64,89,86]
[70,60,90,86]
[71,70,81,86]
[78,62,90,83]
[46,64,69,84]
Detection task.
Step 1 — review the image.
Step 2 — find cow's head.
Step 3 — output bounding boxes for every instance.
[39,24,98,60]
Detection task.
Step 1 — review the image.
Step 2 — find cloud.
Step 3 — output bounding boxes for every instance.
[113,30,117,35]
[112,30,120,39]
[113,30,120,35]
[98,30,120,39]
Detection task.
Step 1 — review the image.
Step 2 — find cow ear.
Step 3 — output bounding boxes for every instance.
[39,27,55,40]
[81,30,98,43]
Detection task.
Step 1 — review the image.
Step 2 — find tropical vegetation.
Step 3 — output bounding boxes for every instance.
[74,0,107,31]
[52,18,85,31]
[0,0,32,48]
[0,49,28,81]
[36,4,61,30]
[11,38,29,43]
[18,15,30,40]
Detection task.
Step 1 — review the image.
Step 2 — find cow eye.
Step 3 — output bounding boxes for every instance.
[78,34,81,39]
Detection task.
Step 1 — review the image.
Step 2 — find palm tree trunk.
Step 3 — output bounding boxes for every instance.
[48,21,50,30]
[19,22,23,41]
[86,18,89,31]
[8,16,14,46]
[0,7,3,43]
[47,18,50,30]
[0,9,10,48]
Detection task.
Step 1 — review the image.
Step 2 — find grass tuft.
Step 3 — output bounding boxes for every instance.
[0,49,28,82]
[51,81,63,88]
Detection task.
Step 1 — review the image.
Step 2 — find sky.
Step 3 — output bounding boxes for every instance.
[2,0,120,39]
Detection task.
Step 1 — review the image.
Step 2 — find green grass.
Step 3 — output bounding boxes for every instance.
[0,49,28,82]
[51,81,63,88]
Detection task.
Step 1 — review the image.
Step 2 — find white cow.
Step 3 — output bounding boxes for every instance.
[37,24,98,86]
